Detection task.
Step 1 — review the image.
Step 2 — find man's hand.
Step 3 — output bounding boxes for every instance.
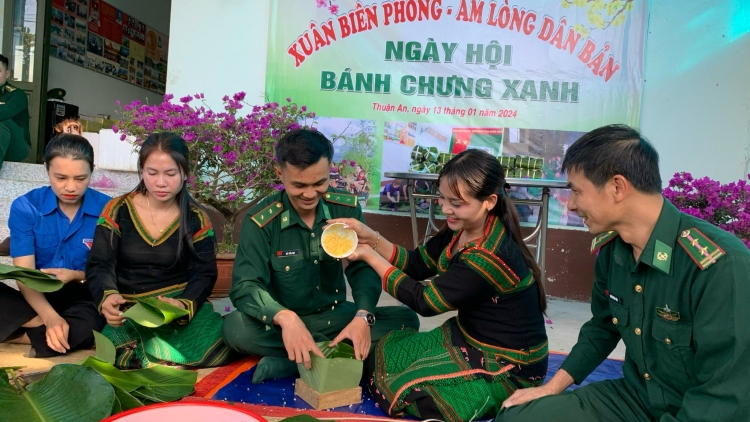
[328,316,371,360]
[502,370,573,408]
[274,310,325,369]
[42,313,70,354]
[502,385,553,408]
[40,268,83,284]
[101,294,127,327]
[157,295,185,309]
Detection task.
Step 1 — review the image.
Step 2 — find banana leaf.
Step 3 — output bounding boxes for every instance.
[93,331,116,365]
[81,357,143,392]
[0,263,63,293]
[81,356,196,403]
[279,416,326,422]
[0,365,114,422]
[128,366,198,403]
[297,342,362,393]
[111,384,144,414]
[121,297,189,327]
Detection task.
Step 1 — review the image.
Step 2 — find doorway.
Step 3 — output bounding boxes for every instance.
[2,0,47,163]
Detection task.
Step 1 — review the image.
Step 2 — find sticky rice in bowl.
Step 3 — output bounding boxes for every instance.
[321,223,358,259]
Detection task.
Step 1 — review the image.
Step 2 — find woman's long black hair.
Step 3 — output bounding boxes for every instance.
[437,149,547,312]
[133,132,208,260]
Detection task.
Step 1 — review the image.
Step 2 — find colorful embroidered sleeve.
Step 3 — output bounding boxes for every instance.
[86,197,124,311]
[387,229,451,281]
[176,207,218,319]
[383,258,497,317]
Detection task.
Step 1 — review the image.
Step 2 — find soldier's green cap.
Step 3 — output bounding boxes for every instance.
[47,88,67,100]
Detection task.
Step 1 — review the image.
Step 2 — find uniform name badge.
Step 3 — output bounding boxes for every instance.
[656,304,680,321]
[277,250,300,257]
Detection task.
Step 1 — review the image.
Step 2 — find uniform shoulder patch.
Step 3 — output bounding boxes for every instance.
[5,84,17,92]
[251,201,283,228]
[591,231,618,254]
[678,228,725,270]
[323,192,357,207]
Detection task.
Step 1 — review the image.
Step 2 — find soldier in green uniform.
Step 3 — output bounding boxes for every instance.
[0,54,31,171]
[223,128,419,384]
[497,125,750,421]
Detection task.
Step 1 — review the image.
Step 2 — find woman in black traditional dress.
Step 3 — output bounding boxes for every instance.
[329,149,548,421]
[86,132,231,368]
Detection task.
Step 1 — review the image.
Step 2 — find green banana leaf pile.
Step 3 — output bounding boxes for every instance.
[497,154,544,179]
[122,297,190,327]
[409,145,451,174]
[297,342,362,394]
[0,263,63,292]
[0,332,197,421]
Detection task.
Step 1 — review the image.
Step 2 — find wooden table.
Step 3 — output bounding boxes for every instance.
[383,172,569,286]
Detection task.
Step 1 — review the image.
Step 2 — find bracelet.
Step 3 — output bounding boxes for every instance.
[373,231,381,250]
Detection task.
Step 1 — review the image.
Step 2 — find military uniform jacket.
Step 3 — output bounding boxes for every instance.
[560,199,750,421]
[0,82,31,143]
[230,188,381,327]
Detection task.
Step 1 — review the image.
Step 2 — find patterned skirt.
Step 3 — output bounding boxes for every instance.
[366,318,548,422]
[103,297,231,369]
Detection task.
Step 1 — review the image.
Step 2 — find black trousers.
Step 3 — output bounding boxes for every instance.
[0,283,105,357]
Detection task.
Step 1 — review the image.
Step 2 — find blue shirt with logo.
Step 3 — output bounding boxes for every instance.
[9,186,111,271]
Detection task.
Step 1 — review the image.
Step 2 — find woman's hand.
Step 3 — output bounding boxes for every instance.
[101,294,127,327]
[346,243,375,262]
[157,295,186,309]
[40,268,84,284]
[325,218,378,247]
[42,313,70,354]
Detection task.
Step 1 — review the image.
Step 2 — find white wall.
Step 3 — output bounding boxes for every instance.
[640,1,750,184]
[47,0,172,118]
[166,0,270,109]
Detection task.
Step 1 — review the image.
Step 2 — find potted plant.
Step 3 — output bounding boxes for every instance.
[115,93,317,295]
[664,172,750,249]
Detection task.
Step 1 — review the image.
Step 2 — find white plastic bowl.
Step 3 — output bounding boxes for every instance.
[321,223,359,259]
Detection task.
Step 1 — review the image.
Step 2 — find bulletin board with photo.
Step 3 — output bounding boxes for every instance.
[49,0,168,94]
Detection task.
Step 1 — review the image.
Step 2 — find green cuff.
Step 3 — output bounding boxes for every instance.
[558,354,591,385]
[260,302,288,327]
[353,296,377,315]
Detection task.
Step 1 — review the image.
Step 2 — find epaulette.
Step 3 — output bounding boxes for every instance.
[251,201,283,228]
[323,192,357,207]
[591,231,618,254]
[678,228,725,270]
[5,84,16,92]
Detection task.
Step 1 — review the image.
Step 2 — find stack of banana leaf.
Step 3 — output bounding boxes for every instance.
[497,155,544,179]
[409,145,453,174]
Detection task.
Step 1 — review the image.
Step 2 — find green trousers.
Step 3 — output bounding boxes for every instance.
[222,301,420,357]
[0,119,30,171]
[495,378,655,422]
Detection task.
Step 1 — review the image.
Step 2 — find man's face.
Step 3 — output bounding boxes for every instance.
[276,157,330,214]
[566,169,617,235]
[0,63,10,86]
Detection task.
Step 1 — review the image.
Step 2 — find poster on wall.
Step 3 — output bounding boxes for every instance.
[265,0,647,228]
[49,0,167,94]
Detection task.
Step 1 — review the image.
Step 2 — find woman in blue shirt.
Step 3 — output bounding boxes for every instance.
[0,134,110,357]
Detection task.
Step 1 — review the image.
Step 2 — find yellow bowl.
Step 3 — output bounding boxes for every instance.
[321,223,358,259]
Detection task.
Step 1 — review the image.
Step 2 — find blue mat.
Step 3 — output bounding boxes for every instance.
[212,352,624,416]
